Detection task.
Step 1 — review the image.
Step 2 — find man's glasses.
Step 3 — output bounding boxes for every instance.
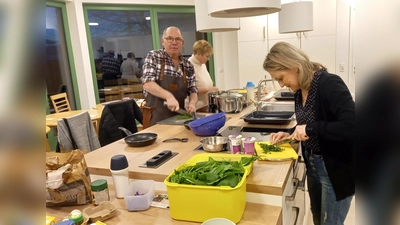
[164,36,184,43]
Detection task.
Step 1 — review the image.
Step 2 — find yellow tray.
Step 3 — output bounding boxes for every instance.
[255,142,298,161]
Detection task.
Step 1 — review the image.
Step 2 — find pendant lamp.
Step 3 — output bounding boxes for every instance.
[279,1,313,34]
[207,0,281,18]
[195,0,240,32]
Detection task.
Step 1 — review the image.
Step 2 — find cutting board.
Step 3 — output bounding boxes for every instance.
[254,142,298,161]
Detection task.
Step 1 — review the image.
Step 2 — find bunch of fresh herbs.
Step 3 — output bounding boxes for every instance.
[169,156,258,188]
[258,143,283,154]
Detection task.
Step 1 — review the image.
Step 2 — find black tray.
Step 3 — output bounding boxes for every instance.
[274,89,295,100]
[241,111,295,124]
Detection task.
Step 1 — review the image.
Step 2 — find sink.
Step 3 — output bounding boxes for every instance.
[257,101,294,112]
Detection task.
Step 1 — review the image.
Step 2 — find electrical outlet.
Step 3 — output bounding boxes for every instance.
[339,63,345,72]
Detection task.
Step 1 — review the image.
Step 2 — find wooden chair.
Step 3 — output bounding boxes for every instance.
[50,93,71,113]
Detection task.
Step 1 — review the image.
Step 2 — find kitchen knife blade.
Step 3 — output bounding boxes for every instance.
[163,101,190,115]
[275,138,294,146]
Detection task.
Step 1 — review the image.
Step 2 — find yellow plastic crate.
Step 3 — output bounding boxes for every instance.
[164,155,249,223]
[185,153,254,175]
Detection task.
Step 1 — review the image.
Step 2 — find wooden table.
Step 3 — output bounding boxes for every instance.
[46,185,282,225]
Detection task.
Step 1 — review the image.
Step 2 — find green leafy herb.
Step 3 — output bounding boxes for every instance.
[240,155,260,166]
[258,143,283,154]
[169,157,246,188]
[175,114,193,120]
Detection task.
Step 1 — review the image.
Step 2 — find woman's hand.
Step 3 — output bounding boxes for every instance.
[291,124,309,141]
[270,132,290,144]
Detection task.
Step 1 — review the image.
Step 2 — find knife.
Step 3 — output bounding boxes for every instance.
[163,101,190,115]
[275,138,294,146]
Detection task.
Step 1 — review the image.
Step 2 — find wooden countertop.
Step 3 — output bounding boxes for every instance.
[85,104,296,196]
[46,186,282,225]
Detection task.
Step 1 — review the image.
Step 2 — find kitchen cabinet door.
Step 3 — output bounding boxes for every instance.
[237,15,268,42]
[238,41,269,87]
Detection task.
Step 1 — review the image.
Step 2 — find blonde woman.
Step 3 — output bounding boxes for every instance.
[265,42,355,225]
[188,40,219,109]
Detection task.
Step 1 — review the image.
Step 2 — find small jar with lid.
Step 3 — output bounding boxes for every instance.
[91,179,110,205]
[68,209,83,225]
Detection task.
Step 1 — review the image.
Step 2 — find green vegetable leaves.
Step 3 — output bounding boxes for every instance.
[175,114,193,120]
[258,143,283,154]
[169,156,257,188]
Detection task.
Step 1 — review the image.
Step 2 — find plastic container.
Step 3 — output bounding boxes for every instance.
[185,153,254,175]
[164,156,249,223]
[228,134,242,154]
[124,180,155,211]
[91,179,110,205]
[202,218,236,225]
[242,137,256,155]
[245,82,255,103]
[110,154,130,198]
[188,112,226,136]
[68,209,83,225]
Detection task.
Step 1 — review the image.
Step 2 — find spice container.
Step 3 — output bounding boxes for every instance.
[91,179,110,205]
[68,209,83,225]
[242,137,256,155]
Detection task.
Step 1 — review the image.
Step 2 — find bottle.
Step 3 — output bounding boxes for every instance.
[110,154,130,198]
[245,82,255,103]
[91,179,110,205]
[68,209,83,225]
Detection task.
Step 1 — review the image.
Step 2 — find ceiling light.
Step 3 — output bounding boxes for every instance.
[207,0,281,18]
[195,0,240,32]
[279,1,313,34]
[88,22,98,26]
[145,17,151,20]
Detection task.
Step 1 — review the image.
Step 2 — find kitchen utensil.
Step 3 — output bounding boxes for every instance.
[254,141,298,161]
[275,138,294,146]
[199,136,229,152]
[118,127,157,147]
[163,101,190,116]
[162,138,189,143]
[273,89,295,100]
[241,111,295,124]
[183,119,195,130]
[216,93,245,113]
[188,112,226,136]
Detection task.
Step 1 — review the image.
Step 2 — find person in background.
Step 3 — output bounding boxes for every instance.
[264,42,355,225]
[188,40,218,109]
[121,52,141,79]
[102,50,121,80]
[141,26,198,126]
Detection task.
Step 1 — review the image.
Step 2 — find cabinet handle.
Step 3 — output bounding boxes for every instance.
[285,178,299,201]
[263,26,265,39]
[292,206,300,225]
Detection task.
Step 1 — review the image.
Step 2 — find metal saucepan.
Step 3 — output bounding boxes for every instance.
[216,93,245,113]
[118,127,157,147]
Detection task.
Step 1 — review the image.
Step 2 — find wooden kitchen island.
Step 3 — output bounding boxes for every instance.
[47,104,299,225]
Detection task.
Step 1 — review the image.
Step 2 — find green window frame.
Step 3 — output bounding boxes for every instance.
[83,4,215,103]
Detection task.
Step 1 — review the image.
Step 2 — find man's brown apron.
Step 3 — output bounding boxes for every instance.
[145,56,188,126]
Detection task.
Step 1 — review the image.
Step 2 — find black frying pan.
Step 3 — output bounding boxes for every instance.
[118,127,157,147]
[183,119,195,130]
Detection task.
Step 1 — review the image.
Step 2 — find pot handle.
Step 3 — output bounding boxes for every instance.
[118,127,133,136]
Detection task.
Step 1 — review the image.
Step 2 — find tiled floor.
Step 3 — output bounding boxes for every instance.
[306,197,355,225]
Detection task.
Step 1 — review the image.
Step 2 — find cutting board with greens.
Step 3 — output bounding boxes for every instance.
[255,142,298,161]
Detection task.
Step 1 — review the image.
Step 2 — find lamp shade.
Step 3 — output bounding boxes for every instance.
[279,1,313,34]
[195,0,240,32]
[207,0,281,18]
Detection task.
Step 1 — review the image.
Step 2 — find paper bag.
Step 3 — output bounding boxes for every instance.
[46,150,93,207]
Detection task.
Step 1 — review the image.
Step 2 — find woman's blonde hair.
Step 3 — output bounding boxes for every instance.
[193,40,213,55]
[263,42,327,90]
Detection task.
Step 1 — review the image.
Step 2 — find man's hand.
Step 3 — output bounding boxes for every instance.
[185,103,196,113]
[165,97,180,112]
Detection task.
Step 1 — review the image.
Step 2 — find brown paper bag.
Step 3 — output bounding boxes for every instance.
[46,150,93,207]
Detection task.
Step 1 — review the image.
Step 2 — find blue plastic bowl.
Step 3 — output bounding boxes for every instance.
[188,112,226,136]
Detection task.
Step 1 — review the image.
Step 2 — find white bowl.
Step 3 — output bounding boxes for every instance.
[201,218,236,225]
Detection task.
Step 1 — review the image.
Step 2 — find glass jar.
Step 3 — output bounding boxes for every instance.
[91,179,110,205]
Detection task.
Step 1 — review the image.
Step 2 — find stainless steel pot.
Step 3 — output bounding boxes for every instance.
[216,93,245,113]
